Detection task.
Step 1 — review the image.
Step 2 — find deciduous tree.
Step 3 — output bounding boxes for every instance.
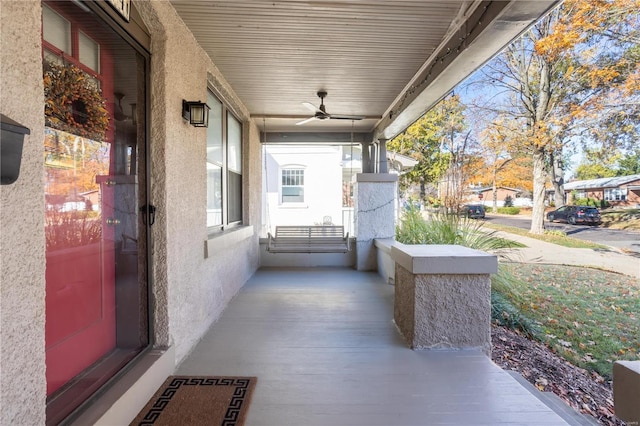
[463,0,639,234]
[388,94,466,206]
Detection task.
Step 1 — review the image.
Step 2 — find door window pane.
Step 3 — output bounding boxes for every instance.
[43,5,71,54]
[79,31,100,72]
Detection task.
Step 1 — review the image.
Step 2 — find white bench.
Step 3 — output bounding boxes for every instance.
[267,226,351,253]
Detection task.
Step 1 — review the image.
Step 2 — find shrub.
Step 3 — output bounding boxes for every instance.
[497,206,520,215]
[490,265,540,337]
[504,195,513,207]
[491,291,540,337]
[396,205,519,251]
[573,197,608,208]
[395,205,430,245]
[396,208,535,338]
[484,206,493,213]
[544,229,566,237]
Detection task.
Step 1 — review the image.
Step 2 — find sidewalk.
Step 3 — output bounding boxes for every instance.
[492,230,640,279]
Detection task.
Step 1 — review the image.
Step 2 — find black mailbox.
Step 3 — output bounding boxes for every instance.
[1,114,31,185]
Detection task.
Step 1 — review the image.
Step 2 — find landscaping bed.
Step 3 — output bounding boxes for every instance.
[492,262,639,426]
[491,324,622,425]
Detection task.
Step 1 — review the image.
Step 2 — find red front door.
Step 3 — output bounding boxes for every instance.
[44,134,117,396]
[43,5,149,420]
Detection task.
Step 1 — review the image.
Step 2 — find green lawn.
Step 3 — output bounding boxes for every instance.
[492,263,640,379]
[483,222,608,249]
[600,208,640,231]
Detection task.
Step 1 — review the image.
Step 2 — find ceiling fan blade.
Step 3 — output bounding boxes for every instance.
[302,102,322,114]
[295,116,318,126]
[329,114,365,121]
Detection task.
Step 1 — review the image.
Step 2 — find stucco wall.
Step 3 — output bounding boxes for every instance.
[394,264,491,354]
[0,1,47,424]
[136,1,261,364]
[0,1,261,423]
[354,174,397,270]
[264,146,344,231]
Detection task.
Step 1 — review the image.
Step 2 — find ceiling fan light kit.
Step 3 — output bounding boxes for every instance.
[296,91,364,125]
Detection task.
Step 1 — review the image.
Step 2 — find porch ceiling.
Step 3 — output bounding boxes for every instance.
[170,1,558,139]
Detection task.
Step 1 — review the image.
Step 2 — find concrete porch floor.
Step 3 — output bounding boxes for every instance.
[176,267,569,425]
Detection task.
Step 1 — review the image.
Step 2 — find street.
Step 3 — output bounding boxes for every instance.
[485,214,640,254]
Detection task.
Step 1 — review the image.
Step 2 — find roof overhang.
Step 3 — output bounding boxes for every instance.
[171,0,559,140]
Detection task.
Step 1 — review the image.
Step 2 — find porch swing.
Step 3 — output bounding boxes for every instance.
[264,119,353,254]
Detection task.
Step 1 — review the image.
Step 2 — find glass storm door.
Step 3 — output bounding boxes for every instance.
[43,2,149,422]
[44,130,117,395]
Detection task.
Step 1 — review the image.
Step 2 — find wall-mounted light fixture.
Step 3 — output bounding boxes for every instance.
[182,100,210,127]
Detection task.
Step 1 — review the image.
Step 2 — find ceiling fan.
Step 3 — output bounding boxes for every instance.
[296,91,364,125]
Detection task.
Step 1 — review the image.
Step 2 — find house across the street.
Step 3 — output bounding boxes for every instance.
[564,174,640,207]
[467,186,521,206]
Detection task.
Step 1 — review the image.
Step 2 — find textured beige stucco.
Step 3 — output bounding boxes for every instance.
[394,265,491,355]
[0,0,262,422]
[0,1,47,424]
[136,0,261,364]
[354,175,397,271]
[393,266,416,344]
[613,361,640,422]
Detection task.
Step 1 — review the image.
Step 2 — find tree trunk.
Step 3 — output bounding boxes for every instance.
[530,149,547,234]
[550,152,565,207]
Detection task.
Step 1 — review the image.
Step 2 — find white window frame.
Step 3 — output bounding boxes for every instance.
[206,88,243,230]
[280,167,305,205]
[604,188,626,201]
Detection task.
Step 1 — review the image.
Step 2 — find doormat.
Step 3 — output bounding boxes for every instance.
[131,376,257,426]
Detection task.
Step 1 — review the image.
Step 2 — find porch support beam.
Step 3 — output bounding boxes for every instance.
[376,138,388,173]
[374,0,558,141]
[361,140,372,174]
[261,131,371,145]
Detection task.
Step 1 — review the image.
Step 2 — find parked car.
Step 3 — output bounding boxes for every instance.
[461,204,486,219]
[546,205,601,225]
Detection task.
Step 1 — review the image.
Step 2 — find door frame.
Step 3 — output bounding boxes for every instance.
[44,1,154,424]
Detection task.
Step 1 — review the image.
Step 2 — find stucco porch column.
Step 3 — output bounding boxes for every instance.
[354,173,397,271]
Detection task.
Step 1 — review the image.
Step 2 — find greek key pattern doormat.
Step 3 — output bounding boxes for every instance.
[131,376,257,426]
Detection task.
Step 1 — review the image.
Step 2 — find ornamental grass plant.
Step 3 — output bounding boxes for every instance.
[395,205,535,333]
[395,205,521,251]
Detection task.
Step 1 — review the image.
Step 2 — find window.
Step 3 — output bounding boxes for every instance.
[281,169,305,203]
[78,31,99,72]
[605,188,626,201]
[43,5,99,74]
[43,6,71,55]
[206,90,243,228]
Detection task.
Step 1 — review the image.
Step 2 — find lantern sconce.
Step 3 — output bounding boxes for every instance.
[182,100,210,127]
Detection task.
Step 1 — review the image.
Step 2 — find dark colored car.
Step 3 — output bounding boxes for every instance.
[461,204,486,219]
[546,205,601,225]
